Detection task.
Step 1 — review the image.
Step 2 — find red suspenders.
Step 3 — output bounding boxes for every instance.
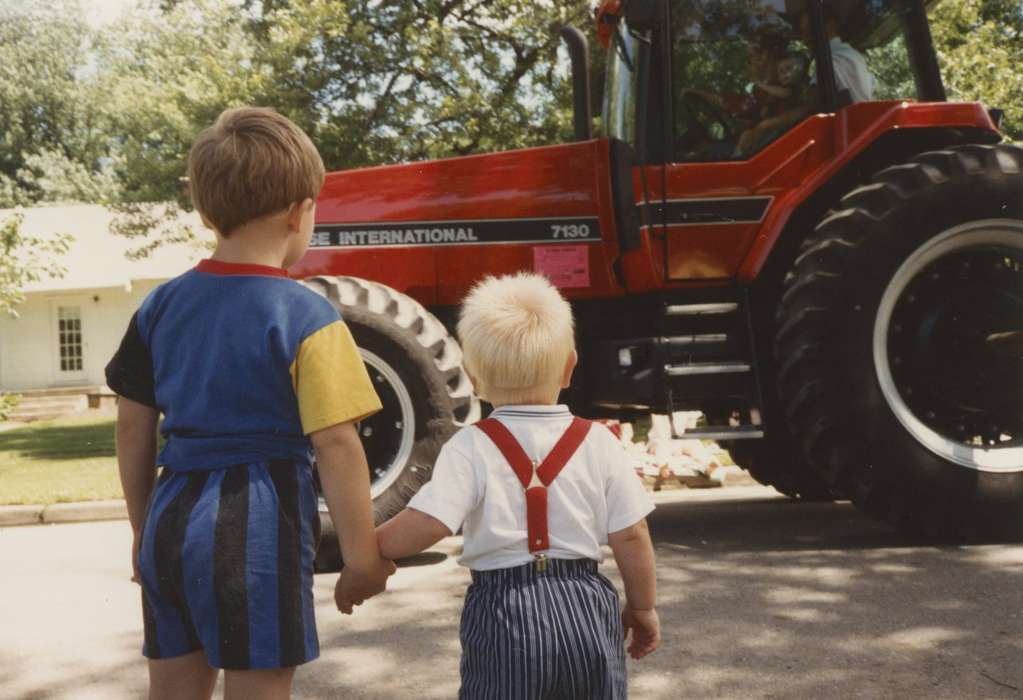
[475,416,592,570]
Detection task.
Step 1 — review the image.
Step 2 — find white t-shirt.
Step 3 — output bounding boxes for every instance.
[407,405,655,571]
[811,37,876,104]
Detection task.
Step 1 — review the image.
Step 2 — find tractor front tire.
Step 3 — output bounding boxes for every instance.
[302,276,479,569]
[776,144,1023,539]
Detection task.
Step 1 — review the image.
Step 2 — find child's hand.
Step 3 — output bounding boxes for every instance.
[335,557,397,614]
[622,606,661,659]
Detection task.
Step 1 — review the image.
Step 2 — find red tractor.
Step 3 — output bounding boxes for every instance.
[293,0,1023,561]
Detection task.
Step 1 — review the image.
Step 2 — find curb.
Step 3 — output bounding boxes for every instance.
[0,468,760,527]
[0,500,128,527]
[0,504,45,527]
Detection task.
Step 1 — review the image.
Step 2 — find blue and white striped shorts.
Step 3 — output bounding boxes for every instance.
[459,558,627,699]
[137,460,320,670]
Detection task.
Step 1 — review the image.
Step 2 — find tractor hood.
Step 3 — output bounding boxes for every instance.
[311,140,609,238]
[290,138,618,304]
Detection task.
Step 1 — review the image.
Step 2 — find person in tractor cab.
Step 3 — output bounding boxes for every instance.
[745,36,808,124]
[738,3,876,154]
[376,273,660,699]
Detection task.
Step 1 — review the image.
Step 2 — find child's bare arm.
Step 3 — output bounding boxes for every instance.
[609,519,656,609]
[311,421,396,613]
[115,397,159,582]
[609,518,661,659]
[117,398,159,529]
[376,509,452,560]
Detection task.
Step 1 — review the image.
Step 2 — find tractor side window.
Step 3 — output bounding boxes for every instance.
[842,0,922,102]
[669,2,810,163]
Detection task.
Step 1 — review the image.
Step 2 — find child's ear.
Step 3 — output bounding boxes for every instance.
[561,350,578,389]
[285,199,314,234]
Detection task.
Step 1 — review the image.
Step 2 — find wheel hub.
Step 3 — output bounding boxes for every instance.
[874,220,1023,472]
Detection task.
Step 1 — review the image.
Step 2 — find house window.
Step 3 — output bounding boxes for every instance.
[58,306,83,372]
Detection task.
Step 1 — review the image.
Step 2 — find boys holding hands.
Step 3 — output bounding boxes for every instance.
[377,273,661,698]
[112,105,658,699]
[108,106,395,699]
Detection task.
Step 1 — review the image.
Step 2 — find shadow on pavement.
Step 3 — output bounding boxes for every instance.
[624,494,1023,699]
[395,551,449,568]
[648,495,1019,552]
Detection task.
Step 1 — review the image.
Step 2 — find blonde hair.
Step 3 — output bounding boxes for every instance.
[458,273,575,405]
[188,106,325,236]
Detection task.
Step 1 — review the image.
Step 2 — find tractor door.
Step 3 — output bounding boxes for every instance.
[646,0,827,281]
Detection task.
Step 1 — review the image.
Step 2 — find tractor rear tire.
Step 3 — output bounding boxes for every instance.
[302,276,479,569]
[725,433,836,501]
[775,144,1023,539]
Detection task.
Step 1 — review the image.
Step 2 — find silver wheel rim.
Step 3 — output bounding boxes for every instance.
[360,348,416,497]
[319,348,416,512]
[873,219,1023,473]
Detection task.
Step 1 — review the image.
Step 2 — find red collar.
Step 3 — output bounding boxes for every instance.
[196,259,289,278]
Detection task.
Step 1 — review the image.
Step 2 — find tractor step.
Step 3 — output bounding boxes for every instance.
[664,361,751,376]
[659,334,729,346]
[665,302,739,316]
[657,289,766,438]
[682,426,764,441]
[577,287,766,434]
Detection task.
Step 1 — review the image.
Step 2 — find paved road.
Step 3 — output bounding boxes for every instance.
[2,486,1021,699]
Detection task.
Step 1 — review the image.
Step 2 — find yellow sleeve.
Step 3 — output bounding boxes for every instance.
[290,321,383,435]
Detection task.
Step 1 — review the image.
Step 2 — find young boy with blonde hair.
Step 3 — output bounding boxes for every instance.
[107,106,395,700]
[377,272,660,699]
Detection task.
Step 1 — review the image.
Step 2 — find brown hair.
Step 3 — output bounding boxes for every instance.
[188,106,325,236]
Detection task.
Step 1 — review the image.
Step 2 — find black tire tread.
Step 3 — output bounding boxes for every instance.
[774,143,1023,539]
[304,276,477,425]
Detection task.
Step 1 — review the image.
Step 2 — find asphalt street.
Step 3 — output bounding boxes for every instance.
[1,485,1021,700]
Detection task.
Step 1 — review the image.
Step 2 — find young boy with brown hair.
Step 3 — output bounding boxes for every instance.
[106,106,395,700]
[377,272,660,699]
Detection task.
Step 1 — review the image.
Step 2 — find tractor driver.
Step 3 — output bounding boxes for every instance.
[737,4,876,155]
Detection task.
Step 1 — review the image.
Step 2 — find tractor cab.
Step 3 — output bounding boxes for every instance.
[581,0,996,285]
[601,0,946,166]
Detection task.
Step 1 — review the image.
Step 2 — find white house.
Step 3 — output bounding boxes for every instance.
[0,205,209,394]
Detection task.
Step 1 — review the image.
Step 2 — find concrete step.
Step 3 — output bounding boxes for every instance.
[7,397,89,422]
[13,395,88,407]
[13,385,103,398]
[12,397,86,412]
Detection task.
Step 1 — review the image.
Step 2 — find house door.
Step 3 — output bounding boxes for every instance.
[52,303,87,383]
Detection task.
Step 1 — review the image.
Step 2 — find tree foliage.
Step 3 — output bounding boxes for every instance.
[0,1,118,207]
[98,0,595,252]
[0,213,71,317]
[0,0,1020,256]
[931,0,1023,139]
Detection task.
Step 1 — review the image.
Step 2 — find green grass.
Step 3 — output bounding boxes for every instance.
[0,416,121,505]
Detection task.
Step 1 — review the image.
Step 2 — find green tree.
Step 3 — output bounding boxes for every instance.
[0,213,71,317]
[931,0,1023,139]
[0,1,118,207]
[95,0,595,254]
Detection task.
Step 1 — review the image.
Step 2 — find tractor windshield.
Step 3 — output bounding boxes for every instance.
[602,0,941,162]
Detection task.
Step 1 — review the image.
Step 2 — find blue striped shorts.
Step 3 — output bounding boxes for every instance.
[459,558,627,700]
[137,460,320,670]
